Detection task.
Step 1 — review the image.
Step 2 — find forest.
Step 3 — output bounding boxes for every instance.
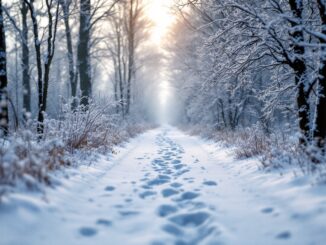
[0,0,326,245]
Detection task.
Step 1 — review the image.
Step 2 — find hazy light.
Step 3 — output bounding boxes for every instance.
[159,80,170,105]
[146,0,176,44]
[145,0,176,124]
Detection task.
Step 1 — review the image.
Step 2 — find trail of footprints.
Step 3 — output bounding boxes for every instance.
[139,134,220,245]
[77,133,220,243]
[76,132,293,243]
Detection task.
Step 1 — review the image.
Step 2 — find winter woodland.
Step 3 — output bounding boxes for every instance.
[0,0,326,244]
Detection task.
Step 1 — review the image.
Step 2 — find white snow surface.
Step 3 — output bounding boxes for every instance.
[1,126,326,245]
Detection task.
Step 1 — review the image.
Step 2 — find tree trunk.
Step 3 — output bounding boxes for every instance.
[116,24,124,116]
[25,0,59,136]
[40,0,59,114]
[126,0,136,115]
[24,0,43,135]
[21,0,31,119]
[77,0,92,107]
[61,0,77,110]
[314,0,326,148]
[288,0,310,143]
[0,0,9,136]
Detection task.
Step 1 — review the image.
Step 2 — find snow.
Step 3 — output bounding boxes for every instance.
[1,126,326,245]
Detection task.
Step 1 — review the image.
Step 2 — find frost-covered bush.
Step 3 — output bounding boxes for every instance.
[184,124,326,181]
[0,100,153,190]
[43,101,152,153]
[44,102,119,153]
[232,127,270,159]
[261,138,326,174]
[0,131,68,187]
[185,124,270,158]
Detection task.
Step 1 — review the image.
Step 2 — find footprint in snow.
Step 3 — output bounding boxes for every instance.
[139,191,157,199]
[79,227,97,237]
[178,192,200,201]
[96,219,112,227]
[192,201,207,209]
[276,231,291,240]
[105,186,115,191]
[261,207,274,214]
[172,159,181,164]
[170,182,183,188]
[169,212,210,227]
[141,184,152,190]
[174,169,190,177]
[119,211,140,216]
[153,159,164,164]
[162,170,173,175]
[125,198,133,203]
[147,175,171,186]
[162,188,179,198]
[157,204,178,217]
[162,224,184,236]
[203,180,218,186]
[174,164,185,170]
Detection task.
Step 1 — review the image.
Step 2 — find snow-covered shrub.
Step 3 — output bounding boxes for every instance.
[0,131,68,187]
[233,128,270,159]
[0,100,153,190]
[44,102,118,153]
[185,124,269,158]
[261,138,326,175]
[43,101,152,153]
[183,124,326,181]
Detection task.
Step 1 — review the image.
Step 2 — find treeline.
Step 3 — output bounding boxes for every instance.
[0,0,157,138]
[170,0,326,149]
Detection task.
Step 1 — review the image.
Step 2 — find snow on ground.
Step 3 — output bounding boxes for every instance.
[1,126,326,245]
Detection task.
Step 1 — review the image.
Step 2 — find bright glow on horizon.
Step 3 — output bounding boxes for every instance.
[145,0,176,124]
[146,0,176,44]
[159,80,170,105]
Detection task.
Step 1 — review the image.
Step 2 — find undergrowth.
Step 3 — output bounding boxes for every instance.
[184,124,326,182]
[0,101,153,191]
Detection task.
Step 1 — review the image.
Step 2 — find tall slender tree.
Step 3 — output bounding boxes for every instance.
[21,0,31,118]
[77,0,92,107]
[24,0,60,136]
[60,0,78,109]
[288,0,310,143]
[0,0,9,136]
[314,0,326,148]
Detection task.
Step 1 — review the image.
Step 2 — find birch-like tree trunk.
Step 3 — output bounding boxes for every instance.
[0,0,9,136]
[314,0,326,148]
[21,0,31,118]
[77,0,92,107]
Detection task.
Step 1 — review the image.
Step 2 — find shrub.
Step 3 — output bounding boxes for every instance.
[0,100,153,190]
[0,131,68,187]
[183,124,326,181]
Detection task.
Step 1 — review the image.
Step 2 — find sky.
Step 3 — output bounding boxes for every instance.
[145,0,177,122]
[146,0,176,44]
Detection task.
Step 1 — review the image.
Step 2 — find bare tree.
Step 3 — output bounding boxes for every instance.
[314,0,326,148]
[106,0,148,116]
[21,0,31,118]
[77,0,91,107]
[0,0,9,136]
[24,0,60,136]
[60,0,78,109]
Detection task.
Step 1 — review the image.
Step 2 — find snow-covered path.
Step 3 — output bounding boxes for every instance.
[1,127,326,245]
